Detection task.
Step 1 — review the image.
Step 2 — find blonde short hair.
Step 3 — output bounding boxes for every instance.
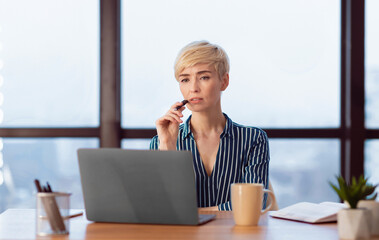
[174,41,230,80]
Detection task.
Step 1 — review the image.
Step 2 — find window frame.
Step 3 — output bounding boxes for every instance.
[0,0,378,181]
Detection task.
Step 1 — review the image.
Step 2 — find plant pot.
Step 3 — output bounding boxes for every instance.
[337,208,371,240]
[358,200,379,236]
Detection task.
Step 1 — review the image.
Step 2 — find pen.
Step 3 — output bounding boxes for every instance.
[175,100,189,110]
[47,182,52,192]
[34,179,43,193]
[64,212,83,219]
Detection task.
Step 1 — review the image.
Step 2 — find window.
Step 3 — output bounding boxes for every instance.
[121,0,340,128]
[122,139,150,150]
[0,0,99,212]
[270,139,340,208]
[0,0,99,127]
[0,138,98,212]
[365,140,379,189]
[364,0,379,190]
[365,0,379,129]
[0,0,376,212]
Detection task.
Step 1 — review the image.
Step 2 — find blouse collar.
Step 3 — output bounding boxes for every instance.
[182,113,233,140]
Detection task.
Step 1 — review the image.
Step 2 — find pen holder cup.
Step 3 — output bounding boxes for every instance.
[36,192,71,236]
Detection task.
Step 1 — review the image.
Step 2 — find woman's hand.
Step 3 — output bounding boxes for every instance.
[198,206,219,211]
[156,102,186,150]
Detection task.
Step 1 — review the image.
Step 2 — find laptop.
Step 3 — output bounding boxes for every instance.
[77,148,215,225]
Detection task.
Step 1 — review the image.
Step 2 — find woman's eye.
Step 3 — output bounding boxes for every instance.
[200,76,210,80]
[180,79,189,83]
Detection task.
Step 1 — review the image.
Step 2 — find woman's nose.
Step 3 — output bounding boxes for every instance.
[190,79,200,92]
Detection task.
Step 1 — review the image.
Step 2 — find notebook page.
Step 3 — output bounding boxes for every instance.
[270,202,345,223]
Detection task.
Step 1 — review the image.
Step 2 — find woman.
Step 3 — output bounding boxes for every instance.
[150,41,270,211]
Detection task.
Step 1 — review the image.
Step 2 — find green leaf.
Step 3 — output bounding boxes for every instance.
[352,176,357,186]
[367,192,378,201]
[330,182,344,200]
[328,174,378,208]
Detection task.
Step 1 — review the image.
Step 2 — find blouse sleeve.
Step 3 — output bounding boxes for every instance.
[242,130,270,187]
[149,135,159,150]
[218,129,270,211]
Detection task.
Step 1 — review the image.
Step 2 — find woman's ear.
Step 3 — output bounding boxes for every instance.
[221,73,229,91]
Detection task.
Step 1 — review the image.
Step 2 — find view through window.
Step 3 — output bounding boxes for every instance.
[0,0,99,212]
[365,0,379,193]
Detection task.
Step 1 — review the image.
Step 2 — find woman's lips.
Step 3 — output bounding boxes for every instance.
[189,98,203,104]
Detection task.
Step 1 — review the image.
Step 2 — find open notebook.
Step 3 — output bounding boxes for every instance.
[270,202,346,223]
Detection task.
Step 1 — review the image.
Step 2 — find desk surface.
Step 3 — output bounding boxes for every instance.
[0,208,367,240]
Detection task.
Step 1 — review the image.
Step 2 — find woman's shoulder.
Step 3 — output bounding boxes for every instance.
[231,121,265,132]
[231,122,263,131]
[230,121,268,141]
[224,114,265,135]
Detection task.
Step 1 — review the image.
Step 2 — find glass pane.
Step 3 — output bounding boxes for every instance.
[0,138,98,212]
[0,0,99,127]
[365,140,379,196]
[365,0,379,128]
[121,139,150,150]
[270,139,340,208]
[121,0,340,128]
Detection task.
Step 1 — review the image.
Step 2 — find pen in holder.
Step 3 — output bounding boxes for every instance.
[36,192,71,236]
[34,179,72,236]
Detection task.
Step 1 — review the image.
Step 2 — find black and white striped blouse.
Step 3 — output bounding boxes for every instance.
[150,113,270,211]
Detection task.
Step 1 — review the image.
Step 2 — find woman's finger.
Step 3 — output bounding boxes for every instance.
[156,114,181,126]
[168,107,185,117]
[165,112,183,123]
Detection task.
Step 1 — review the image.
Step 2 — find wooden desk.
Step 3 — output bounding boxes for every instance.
[0,208,367,240]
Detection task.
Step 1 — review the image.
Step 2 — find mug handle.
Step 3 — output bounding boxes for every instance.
[261,189,276,215]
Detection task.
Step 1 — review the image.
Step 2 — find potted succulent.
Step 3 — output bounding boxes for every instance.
[329,175,377,239]
[357,182,378,237]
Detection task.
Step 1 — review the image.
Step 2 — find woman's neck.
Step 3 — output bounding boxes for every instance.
[190,108,226,137]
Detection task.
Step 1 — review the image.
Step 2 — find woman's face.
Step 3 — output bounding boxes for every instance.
[178,63,229,112]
